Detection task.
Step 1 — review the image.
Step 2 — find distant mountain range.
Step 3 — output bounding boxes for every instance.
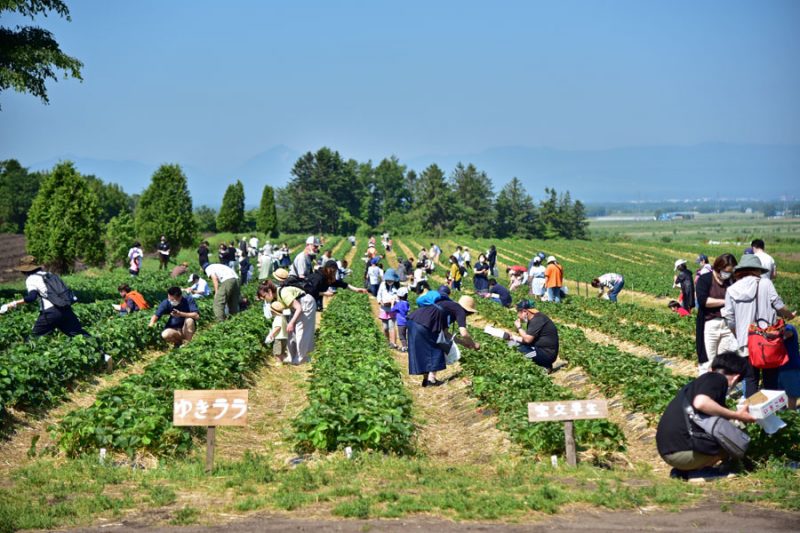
[25,142,799,206]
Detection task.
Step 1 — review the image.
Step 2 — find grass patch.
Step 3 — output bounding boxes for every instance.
[0,451,796,530]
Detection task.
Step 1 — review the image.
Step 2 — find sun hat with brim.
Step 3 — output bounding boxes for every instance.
[273,268,289,282]
[546,256,556,264]
[270,301,286,314]
[458,295,477,313]
[734,254,768,273]
[396,287,409,298]
[674,259,687,271]
[516,300,536,311]
[15,255,42,273]
[383,269,400,282]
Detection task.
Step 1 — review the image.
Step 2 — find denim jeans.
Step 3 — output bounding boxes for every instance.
[608,278,624,302]
[547,287,561,303]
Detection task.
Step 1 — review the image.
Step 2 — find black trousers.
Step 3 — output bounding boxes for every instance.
[31,307,90,338]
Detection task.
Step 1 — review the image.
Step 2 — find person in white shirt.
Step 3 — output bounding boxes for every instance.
[203,262,240,321]
[751,239,776,280]
[184,274,210,299]
[591,273,625,303]
[1,256,89,338]
[367,262,384,296]
[127,242,143,276]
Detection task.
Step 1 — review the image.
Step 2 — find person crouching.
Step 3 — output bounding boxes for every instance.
[148,286,200,348]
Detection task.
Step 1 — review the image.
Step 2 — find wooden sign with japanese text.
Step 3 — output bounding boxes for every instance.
[173,389,248,427]
[528,399,608,423]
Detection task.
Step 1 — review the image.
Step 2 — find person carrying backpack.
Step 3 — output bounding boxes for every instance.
[0,255,89,338]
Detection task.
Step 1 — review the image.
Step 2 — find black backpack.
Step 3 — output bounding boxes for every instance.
[40,272,77,308]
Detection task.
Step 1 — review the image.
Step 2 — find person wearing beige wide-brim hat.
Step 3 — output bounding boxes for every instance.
[1,255,92,340]
[406,292,480,388]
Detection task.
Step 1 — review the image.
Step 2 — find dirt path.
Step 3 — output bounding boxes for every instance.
[69,502,800,532]
[215,362,311,467]
[0,348,167,472]
[366,295,515,464]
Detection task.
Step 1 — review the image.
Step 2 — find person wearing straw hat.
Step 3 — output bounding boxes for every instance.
[673,259,695,313]
[0,256,89,338]
[256,268,319,364]
[722,254,797,398]
[512,300,559,372]
[406,294,480,387]
[203,261,240,321]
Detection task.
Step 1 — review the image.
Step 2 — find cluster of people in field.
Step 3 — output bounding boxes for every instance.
[3,231,798,481]
[657,238,799,479]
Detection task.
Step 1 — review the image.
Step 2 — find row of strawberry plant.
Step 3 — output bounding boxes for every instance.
[505,288,696,360]
[292,290,415,454]
[55,299,264,457]
[0,299,213,416]
[470,295,689,416]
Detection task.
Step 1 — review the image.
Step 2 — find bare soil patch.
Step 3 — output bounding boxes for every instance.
[0,233,27,284]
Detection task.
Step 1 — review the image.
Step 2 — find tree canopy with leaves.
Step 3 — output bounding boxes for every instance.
[0,159,42,232]
[135,164,196,252]
[0,0,83,107]
[257,184,279,237]
[216,180,245,232]
[24,161,103,272]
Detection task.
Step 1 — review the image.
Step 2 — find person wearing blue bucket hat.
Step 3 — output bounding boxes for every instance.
[378,268,401,348]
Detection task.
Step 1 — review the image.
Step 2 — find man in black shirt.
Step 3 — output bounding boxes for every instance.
[197,241,210,268]
[511,300,559,371]
[656,351,755,477]
[157,235,171,270]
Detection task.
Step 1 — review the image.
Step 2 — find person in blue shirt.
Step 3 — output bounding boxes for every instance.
[486,278,512,307]
[148,286,200,347]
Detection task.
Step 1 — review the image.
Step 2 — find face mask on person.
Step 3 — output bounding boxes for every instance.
[168,299,180,307]
[719,271,732,281]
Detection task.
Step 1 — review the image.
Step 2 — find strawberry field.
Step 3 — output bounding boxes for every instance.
[0,233,798,530]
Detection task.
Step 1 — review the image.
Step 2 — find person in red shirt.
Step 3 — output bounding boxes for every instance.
[669,300,691,317]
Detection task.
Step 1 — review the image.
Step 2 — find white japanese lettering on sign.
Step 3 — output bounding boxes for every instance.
[173,390,248,426]
[528,399,608,422]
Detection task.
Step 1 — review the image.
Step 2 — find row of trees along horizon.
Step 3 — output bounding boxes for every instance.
[0,148,588,273]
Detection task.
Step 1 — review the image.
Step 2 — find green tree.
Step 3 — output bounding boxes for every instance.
[410,164,454,235]
[24,161,103,272]
[0,159,42,232]
[105,212,136,267]
[257,184,279,237]
[135,164,196,252]
[193,205,217,233]
[494,177,537,239]
[0,1,83,108]
[450,162,495,236]
[85,175,133,223]
[571,199,590,239]
[374,156,411,223]
[284,148,362,234]
[216,180,245,232]
[537,187,560,239]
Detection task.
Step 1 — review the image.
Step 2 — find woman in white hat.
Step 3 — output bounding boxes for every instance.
[722,254,796,397]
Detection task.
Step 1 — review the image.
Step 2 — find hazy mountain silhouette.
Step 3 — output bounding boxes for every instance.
[27,143,799,206]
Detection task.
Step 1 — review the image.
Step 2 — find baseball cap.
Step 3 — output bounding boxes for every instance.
[695,254,708,264]
[306,236,320,246]
[396,287,409,298]
[516,300,536,311]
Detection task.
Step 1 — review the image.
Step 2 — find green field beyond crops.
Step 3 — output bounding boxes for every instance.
[0,224,798,530]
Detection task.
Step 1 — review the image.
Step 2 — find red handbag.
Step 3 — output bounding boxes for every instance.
[747,282,788,369]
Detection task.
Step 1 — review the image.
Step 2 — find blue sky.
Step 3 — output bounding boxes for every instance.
[1,0,799,196]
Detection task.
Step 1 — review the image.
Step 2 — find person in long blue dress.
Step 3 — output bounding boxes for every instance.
[407,294,480,387]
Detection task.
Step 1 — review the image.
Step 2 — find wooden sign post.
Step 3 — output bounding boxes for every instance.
[173,389,249,473]
[528,399,608,466]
